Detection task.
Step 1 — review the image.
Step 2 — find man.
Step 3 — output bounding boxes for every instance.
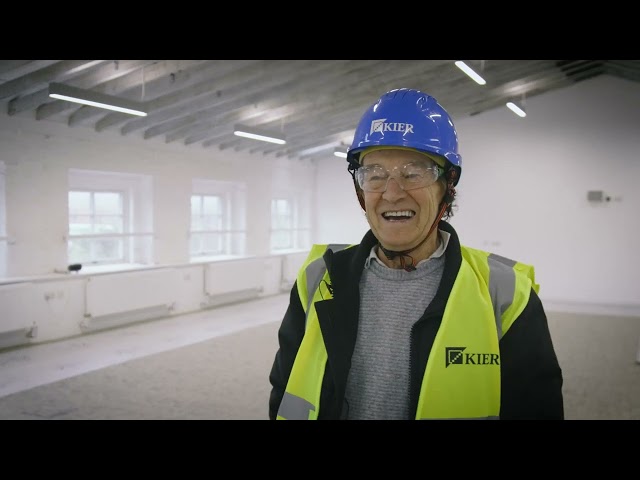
[269,88,564,420]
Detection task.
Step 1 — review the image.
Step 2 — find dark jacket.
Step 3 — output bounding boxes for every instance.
[269,221,564,420]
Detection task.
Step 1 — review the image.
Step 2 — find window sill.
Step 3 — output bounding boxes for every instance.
[75,263,150,275]
[270,248,310,255]
[0,263,152,285]
[189,254,251,264]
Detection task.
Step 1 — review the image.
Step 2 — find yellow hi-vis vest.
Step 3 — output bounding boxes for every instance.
[276,243,540,420]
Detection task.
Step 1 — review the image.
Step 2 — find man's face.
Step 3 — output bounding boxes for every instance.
[360,148,445,252]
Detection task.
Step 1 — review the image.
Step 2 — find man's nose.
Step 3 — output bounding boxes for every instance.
[382,176,406,199]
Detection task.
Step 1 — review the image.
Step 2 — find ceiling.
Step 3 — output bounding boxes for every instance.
[1,60,639,160]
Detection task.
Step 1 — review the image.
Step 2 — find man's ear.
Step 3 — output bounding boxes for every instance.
[442,169,457,205]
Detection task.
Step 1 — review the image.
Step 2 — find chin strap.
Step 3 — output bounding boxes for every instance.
[377,169,458,272]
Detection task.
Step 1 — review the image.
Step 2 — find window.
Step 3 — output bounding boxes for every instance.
[271,198,293,250]
[68,190,126,264]
[270,195,311,252]
[68,169,153,268]
[190,179,246,259]
[270,161,313,253]
[190,194,225,256]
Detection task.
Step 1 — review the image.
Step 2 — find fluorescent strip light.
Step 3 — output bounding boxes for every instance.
[454,61,487,85]
[333,147,348,158]
[49,82,147,116]
[233,124,286,145]
[506,102,527,118]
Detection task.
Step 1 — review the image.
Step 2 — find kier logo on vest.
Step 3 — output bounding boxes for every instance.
[445,347,500,367]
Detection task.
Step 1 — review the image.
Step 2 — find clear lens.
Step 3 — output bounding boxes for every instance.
[356,162,441,192]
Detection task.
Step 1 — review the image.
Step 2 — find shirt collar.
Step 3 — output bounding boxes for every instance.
[365,229,451,269]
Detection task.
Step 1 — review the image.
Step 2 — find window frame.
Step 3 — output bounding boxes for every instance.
[190,193,228,257]
[67,168,153,270]
[190,178,247,260]
[68,188,129,265]
[270,194,312,253]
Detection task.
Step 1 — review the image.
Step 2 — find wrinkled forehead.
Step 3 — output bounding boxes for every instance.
[361,147,439,167]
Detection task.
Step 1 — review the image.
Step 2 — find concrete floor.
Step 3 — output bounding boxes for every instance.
[0,293,638,420]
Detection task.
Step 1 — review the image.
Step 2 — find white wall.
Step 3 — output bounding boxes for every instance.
[314,158,369,244]
[0,111,316,276]
[315,75,640,312]
[0,108,315,346]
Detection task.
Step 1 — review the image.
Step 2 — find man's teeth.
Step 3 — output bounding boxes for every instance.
[382,210,414,219]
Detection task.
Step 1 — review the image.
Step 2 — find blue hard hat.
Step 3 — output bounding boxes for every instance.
[347,88,462,184]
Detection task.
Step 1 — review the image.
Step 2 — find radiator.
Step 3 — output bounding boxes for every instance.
[280,252,309,291]
[81,268,177,332]
[0,282,38,349]
[202,258,265,308]
[282,252,309,290]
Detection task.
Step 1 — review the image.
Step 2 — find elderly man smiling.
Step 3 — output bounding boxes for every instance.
[269,88,564,420]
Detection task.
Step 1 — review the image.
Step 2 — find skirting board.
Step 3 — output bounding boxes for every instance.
[80,304,172,333]
[542,299,640,318]
[0,325,37,350]
[200,288,260,309]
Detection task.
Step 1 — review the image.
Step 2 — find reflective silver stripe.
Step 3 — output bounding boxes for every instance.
[304,257,326,314]
[283,243,350,419]
[277,392,315,420]
[303,244,350,320]
[487,253,516,340]
[327,244,350,253]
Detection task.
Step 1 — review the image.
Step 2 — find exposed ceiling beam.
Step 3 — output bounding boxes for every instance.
[93,60,283,133]
[0,60,59,80]
[117,60,337,136]
[0,60,104,99]
[36,60,184,120]
[171,103,299,145]
[138,61,326,138]
[9,60,156,116]
[2,59,637,160]
[68,60,235,126]
[153,60,415,145]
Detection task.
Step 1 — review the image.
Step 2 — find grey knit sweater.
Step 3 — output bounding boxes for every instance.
[344,233,448,420]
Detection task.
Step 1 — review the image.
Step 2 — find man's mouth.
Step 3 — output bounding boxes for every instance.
[381,210,415,221]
